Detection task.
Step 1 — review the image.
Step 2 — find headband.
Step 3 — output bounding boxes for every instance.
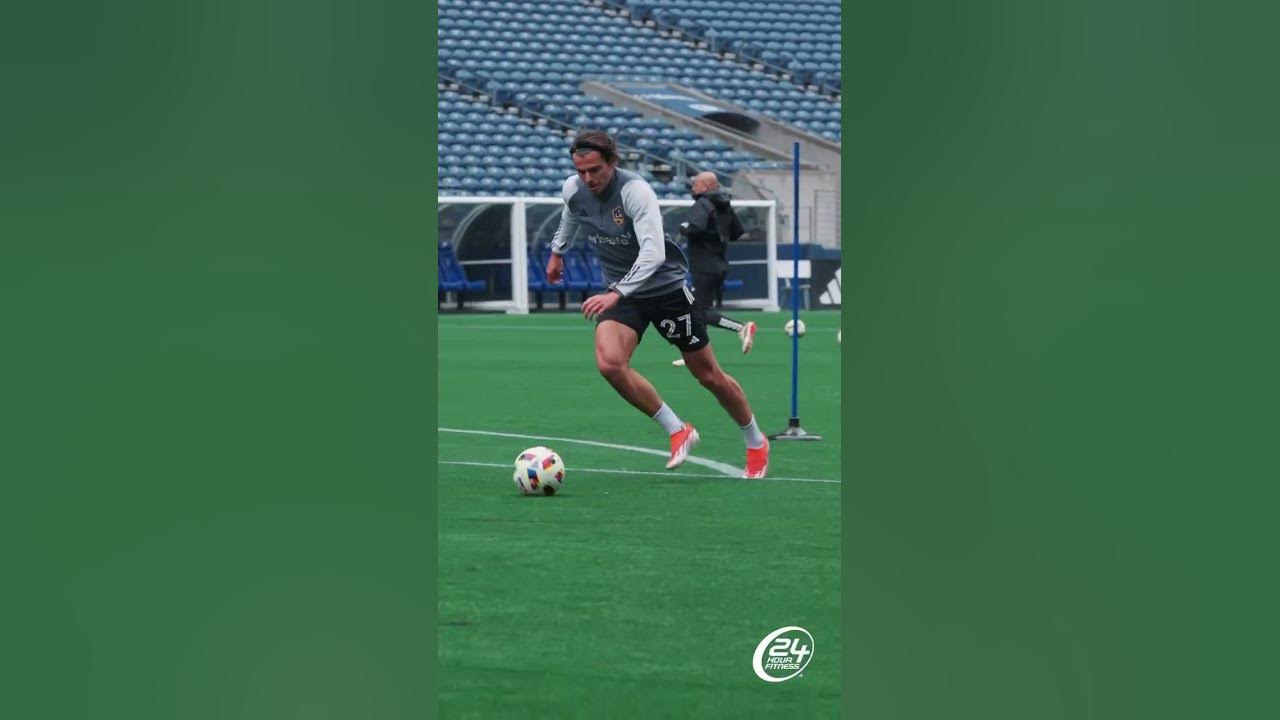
[569,140,614,159]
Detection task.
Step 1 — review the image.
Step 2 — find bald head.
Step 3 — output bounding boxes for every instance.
[690,171,719,195]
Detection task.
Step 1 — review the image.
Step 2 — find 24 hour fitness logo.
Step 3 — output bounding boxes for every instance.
[752,626,814,682]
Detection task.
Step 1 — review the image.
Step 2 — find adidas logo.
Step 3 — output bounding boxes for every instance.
[819,268,841,305]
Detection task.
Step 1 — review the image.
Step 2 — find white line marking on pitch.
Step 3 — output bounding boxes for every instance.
[439,460,839,485]
[438,427,743,477]
[438,325,590,332]
[438,324,840,333]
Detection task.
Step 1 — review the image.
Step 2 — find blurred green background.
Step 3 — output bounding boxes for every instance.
[1,1,435,717]
[844,1,1279,717]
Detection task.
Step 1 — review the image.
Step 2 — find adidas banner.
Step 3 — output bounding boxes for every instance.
[813,262,841,307]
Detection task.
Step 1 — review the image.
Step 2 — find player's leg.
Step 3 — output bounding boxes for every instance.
[680,344,751,425]
[680,345,770,478]
[594,319,661,414]
[595,318,699,468]
[654,288,766,477]
[672,274,720,368]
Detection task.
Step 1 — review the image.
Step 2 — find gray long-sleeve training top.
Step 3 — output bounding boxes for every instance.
[550,168,688,299]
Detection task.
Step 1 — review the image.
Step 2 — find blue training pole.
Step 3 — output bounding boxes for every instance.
[769,142,820,440]
[790,141,801,420]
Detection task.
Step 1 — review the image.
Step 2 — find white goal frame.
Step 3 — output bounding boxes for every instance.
[438,195,780,314]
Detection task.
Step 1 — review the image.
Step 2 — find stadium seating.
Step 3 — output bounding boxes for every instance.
[437,86,757,199]
[582,244,607,289]
[438,241,487,308]
[438,88,573,198]
[563,249,607,295]
[438,0,840,199]
[534,243,589,296]
[629,0,841,92]
[526,247,570,310]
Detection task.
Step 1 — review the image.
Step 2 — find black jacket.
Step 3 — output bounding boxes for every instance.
[679,191,747,274]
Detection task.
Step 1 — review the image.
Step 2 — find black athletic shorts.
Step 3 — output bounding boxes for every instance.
[598,286,709,352]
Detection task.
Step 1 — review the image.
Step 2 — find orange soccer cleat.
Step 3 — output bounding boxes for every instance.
[739,321,758,354]
[744,438,770,479]
[666,423,700,469]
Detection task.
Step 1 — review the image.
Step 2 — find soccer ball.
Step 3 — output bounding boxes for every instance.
[784,319,807,337]
[513,446,565,496]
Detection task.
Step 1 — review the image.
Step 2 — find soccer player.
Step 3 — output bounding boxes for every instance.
[671,170,758,368]
[546,131,769,478]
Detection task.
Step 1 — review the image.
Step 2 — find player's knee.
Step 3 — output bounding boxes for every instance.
[596,356,627,382]
[693,365,723,389]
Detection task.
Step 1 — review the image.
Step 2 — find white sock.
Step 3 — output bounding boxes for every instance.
[652,403,684,435]
[718,317,745,333]
[741,416,766,449]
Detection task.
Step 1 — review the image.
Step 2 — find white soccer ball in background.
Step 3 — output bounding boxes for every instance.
[513,446,565,496]
[784,319,807,338]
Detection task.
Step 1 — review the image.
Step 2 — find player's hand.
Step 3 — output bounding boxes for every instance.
[581,290,621,320]
[546,253,564,284]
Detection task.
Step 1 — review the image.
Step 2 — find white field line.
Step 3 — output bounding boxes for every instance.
[438,427,741,476]
[439,460,839,485]
[438,324,841,333]
[438,325,591,332]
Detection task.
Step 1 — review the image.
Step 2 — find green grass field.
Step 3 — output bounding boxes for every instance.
[437,309,841,719]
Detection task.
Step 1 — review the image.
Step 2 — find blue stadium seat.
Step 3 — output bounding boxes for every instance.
[526,246,571,310]
[438,241,487,308]
[536,243,589,294]
[581,245,608,289]
[563,248,605,292]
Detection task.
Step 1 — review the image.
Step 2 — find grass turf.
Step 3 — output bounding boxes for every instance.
[437,309,841,718]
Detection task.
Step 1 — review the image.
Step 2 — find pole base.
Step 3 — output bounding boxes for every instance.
[769,417,822,441]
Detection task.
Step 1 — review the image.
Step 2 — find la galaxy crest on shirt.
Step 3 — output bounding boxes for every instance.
[612,206,625,226]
